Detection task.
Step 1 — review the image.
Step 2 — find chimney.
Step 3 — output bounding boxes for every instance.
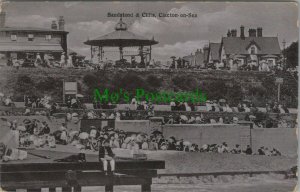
[58,16,65,30]
[231,29,237,37]
[51,20,58,30]
[227,30,231,37]
[240,25,245,39]
[248,28,257,37]
[0,12,6,28]
[257,27,262,37]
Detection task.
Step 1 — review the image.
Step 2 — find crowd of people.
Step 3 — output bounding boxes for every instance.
[0,91,295,130]
[7,117,281,157]
[65,96,83,109]
[24,95,52,109]
[171,55,286,73]
[0,93,14,107]
[7,52,85,69]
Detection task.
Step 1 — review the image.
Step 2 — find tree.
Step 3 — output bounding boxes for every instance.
[284,41,298,68]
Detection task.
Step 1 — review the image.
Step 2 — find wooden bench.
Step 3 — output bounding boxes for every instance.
[0,150,165,192]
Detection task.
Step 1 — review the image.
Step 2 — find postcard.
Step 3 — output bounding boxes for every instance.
[0,1,298,192]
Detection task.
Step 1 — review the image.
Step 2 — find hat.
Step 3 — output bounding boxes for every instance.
[107,127,114,131]
[23,119,31,125]
[90,126,96,129]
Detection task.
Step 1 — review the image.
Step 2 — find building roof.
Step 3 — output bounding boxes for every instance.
[0,27,68,34]
[222,37,281,55]
[84,18,158,47]
[209,43,221,61]
[85,29,158,47]
[194,52,205,66]
[182,54,194,62]
[0,42,63,52]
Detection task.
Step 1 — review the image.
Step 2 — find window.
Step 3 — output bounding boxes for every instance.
[250,47,256,54]
[45,34,52,40]
[28,34,34,41]
[10,34,17,41]
[267,59,275,66]
[239,59,244,65]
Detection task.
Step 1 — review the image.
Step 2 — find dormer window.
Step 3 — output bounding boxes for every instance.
[28,34,34,41]
[246,40,260,55]
[45,34,52,40]
[248,45,257,54]
[10,34,17,41]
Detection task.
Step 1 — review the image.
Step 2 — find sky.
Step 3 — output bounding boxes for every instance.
[2,1,299,62]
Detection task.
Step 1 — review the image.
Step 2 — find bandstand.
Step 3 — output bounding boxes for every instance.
[84,18,158,68]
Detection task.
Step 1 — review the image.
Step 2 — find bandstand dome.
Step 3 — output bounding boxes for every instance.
[84,18,158,47]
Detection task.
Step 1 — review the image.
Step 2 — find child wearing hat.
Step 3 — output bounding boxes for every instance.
[98,139,115,175]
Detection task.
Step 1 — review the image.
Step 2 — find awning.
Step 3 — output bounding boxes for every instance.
[234,54,246,58]
[0,44,63,52]
[261,54,278,58]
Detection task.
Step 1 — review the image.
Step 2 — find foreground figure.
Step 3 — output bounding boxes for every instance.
[99,139,116,175]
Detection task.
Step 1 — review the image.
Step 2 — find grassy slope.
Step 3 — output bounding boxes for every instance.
[0,67,297,107]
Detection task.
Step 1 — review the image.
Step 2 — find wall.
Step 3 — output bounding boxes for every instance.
[163,124,250,148]
[162,124,297,156]
[115,120,151,134]
[252,128,297,157]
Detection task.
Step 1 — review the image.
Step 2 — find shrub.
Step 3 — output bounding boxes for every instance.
[146,75,162,88]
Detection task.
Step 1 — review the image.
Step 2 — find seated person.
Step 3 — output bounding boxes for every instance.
[98,139,115,175]
[244,145,252,155]
[205,100,212,111]
[243,104,250,112]
[237,103,245,112]
[278,104,286,113]
[225,104,233,112]
[231,144,241,154]
[258,147,265,155]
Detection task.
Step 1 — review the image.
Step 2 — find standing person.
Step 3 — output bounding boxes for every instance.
[44,52,52,68]
[34,53,42,67]
[60,52,66,67]
[67,55,73,68]
[98,139,115,175]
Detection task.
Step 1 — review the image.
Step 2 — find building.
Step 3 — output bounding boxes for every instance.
[182,49,206,68]
[207,42,221,64]
[0,12,68,66]
[219,26,282,68]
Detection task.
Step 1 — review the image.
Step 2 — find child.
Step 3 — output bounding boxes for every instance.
[98,139,115,175]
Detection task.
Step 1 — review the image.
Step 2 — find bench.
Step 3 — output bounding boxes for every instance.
[0,150,165,192]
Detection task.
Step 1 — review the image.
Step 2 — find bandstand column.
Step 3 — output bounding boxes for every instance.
[98,46,101,63]
[100,46,104,60]
[119,46,123,60]
[90,46,93,61]
[149,45,152,61]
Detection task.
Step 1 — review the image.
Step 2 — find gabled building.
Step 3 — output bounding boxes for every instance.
[0,12,68,65]
[220,26,282,67]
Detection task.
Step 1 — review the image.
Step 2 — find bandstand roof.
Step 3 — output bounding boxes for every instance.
[84,18,158,47]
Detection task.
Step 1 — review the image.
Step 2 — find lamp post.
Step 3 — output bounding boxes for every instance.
[282,39,286,69]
